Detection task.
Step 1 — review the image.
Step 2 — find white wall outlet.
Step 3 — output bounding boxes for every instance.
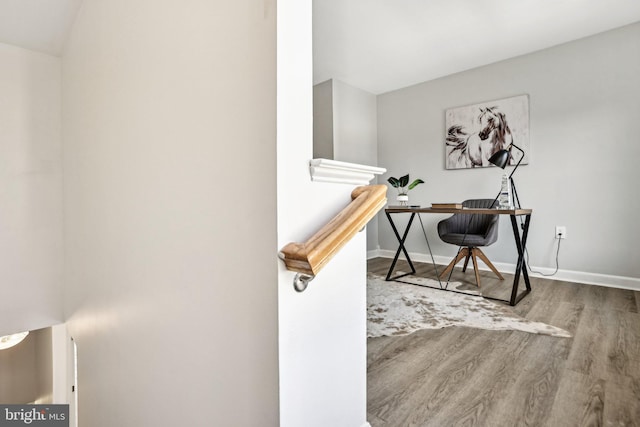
[555,226,566,239]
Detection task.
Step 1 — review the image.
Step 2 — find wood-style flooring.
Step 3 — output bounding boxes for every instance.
[367,257,640,427]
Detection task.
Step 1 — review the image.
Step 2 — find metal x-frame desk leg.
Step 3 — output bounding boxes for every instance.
[385,211,417,281]
[509,214,532,306]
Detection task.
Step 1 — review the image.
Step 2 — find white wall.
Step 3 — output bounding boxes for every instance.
[33,327,53,404]
[376,23,640,282]
[0,43,63,336]
[62,1,278,426]
[313,80,334,159]
[312,78,378,167]
[333,80,378,167]
[51,324,69,405]
[278,1,368,426]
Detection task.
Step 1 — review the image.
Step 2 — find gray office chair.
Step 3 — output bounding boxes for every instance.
[437,199,504,287]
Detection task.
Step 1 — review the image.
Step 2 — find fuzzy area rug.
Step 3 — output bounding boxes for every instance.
[367,273,571,338]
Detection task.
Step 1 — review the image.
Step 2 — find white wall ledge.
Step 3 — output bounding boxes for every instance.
[309,158,386,185]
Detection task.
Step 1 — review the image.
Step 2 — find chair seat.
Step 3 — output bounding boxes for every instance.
[439,233,492,247]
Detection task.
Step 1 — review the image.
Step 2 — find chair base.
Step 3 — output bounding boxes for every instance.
[439,247,504,287]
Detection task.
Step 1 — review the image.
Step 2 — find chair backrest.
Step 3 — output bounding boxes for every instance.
[450,199,498,235]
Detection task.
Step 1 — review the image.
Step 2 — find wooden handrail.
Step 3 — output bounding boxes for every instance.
[279,185,387,289]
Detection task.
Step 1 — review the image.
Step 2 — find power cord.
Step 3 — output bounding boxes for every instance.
[526,232,562,276]
[516,214,562,277]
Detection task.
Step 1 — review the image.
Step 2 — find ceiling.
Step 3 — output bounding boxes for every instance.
[0,0,638,89]
[314,0,640,94]
[0,0,82,56]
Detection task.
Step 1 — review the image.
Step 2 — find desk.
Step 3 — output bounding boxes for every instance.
[385,207,533,306]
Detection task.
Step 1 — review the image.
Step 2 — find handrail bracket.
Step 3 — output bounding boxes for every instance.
[293,273,315,292]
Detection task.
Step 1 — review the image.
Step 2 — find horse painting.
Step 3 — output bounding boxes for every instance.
[446,106,513,169]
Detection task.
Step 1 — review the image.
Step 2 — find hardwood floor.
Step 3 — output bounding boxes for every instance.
[367,257,640,427]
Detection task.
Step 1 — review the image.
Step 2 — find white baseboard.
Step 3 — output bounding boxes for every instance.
[369,249,640,292]
[360,423,372,427]
[367,249,379,260]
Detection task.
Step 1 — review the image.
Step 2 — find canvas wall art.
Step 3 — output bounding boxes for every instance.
[445,94,529,170]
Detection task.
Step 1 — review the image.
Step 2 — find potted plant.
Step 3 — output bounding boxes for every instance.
[387,174,424,206]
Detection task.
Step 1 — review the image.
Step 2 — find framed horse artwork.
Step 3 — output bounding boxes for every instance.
[445,95,530,170]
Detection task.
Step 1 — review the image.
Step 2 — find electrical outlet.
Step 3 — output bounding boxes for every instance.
[555,226,566,239]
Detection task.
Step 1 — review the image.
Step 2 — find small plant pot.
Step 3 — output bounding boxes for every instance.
[397,194,409,206]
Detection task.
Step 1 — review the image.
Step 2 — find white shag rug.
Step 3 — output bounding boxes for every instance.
[367,273,571,338]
